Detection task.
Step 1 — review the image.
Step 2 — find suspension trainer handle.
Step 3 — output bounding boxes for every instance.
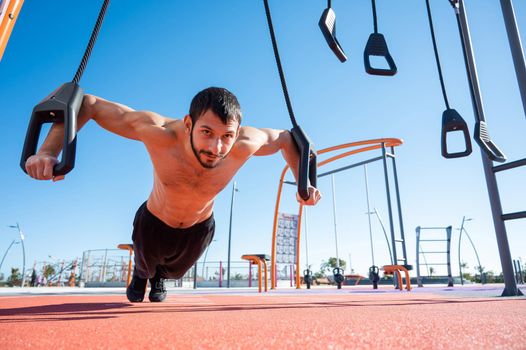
[20,82,84,176]
[290,126,317,201]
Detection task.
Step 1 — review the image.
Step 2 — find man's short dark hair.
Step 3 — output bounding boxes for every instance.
[189,87,242,125]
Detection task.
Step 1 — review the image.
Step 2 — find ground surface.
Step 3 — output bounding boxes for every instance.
[0,284,524,349]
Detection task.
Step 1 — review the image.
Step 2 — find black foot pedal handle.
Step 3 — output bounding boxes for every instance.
[364,33,397,76]
[291,125,318,201]
[474,121,506,163]
[319,7,347,63]
[441,108,472,159]
[20,82,84,176]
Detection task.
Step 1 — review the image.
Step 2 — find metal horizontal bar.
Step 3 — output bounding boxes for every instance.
[284,180,296,186]
[394,239,405,243]
[419,263,450,266]
[418,227,450,230]
[419,239,447,242]
[493,157,526,173]
[502,211,526,221]
[386,153,395,158]
[317,156,384,178]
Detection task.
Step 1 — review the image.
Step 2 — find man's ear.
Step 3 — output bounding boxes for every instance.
[183,115,192,133]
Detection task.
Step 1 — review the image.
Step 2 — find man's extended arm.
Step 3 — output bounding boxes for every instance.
[242,126,321,206]
[25,94,168,180]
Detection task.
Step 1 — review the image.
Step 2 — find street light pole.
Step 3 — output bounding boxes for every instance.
[457,216,472,285]
[0,239,19,273]
[8,223,26,288]
[227,181,239,288]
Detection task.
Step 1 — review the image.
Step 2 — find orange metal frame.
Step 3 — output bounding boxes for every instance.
[0,0,24,61]
[241,255,269,292]
[382,264,411,291]
[270,138,403,289]
[117,243,134,287]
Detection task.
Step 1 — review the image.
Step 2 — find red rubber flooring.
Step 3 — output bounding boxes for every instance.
[0,289,525,349]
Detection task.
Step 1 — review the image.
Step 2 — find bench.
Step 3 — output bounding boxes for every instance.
[241,254,270,293]
[382,264,411,291]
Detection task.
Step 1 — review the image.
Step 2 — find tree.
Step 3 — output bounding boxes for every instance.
[7,267,21,287]
[319,257,347,275]
[428,267,435,277]
[43,265,56,280]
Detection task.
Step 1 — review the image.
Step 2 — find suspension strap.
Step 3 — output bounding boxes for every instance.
[20,0,111,176]
[262,0,317,200]
[73,0,110,84]
[364,0,397,76]
[425,0,471,159]
[262,0,297,128]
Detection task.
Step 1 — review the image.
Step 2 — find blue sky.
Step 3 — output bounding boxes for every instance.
[0,0,524,280]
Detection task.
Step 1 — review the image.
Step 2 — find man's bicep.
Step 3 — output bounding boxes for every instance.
[253,128,286,156]
[131,111,176,143]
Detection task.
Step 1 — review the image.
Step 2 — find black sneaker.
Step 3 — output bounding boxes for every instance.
[148,272,167,302]
[126,273,147,303]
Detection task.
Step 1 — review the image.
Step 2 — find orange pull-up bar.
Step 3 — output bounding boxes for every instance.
[0,0,24,61]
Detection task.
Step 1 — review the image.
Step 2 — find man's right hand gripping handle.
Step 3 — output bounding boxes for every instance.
[25,154,65,182]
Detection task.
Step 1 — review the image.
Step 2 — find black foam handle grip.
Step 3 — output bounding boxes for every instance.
[20,82,84,176]
[441,108,472,159]
[364,33,397,76]
[290,126,318,201]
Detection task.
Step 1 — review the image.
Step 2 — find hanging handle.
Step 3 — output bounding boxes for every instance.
[319,7,347,62]
[290,126,317,201]
[474,121,506,163]
[441,108,472,158]
[364,33,397,76]
[20,82,84,176]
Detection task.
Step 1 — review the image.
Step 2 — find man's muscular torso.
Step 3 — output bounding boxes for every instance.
[143,119,256,228]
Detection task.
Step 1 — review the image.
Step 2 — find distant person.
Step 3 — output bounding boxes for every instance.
[30,270,37,287]
[24,87,321,302]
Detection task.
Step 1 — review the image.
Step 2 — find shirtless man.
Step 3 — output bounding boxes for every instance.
[25,87,321,302]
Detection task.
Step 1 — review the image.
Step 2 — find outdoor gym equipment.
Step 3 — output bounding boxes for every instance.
[270,138,409,290]
[318,0,347,62]
[20,0,110,176]
[448,0,505,163]
[333,267,344,289]
[0,0,24,61]
[303,269,313,289]
[263,0,317,201]
[425,0,471,159]
[415,226,453,287]
[368,265,380,289]
[364,0,397,76]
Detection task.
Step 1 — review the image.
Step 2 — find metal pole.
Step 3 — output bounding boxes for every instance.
[463,227,483,279]
[304,207,309,269]
[10,223,26,288]
[227,181,238,288]
[390,147,408,266]
[373,208,394,264]
[331,175,340,268]
[416,227,422,287]
[458,216,467,285]
[0,239,17,273]
[381,144,398,265]
[446,226,454,287]
[364,165,375,267]
[457,0,521,296]
[499,0,526,119]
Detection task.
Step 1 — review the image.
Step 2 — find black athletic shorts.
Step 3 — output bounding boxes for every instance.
[132,202,215,279]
